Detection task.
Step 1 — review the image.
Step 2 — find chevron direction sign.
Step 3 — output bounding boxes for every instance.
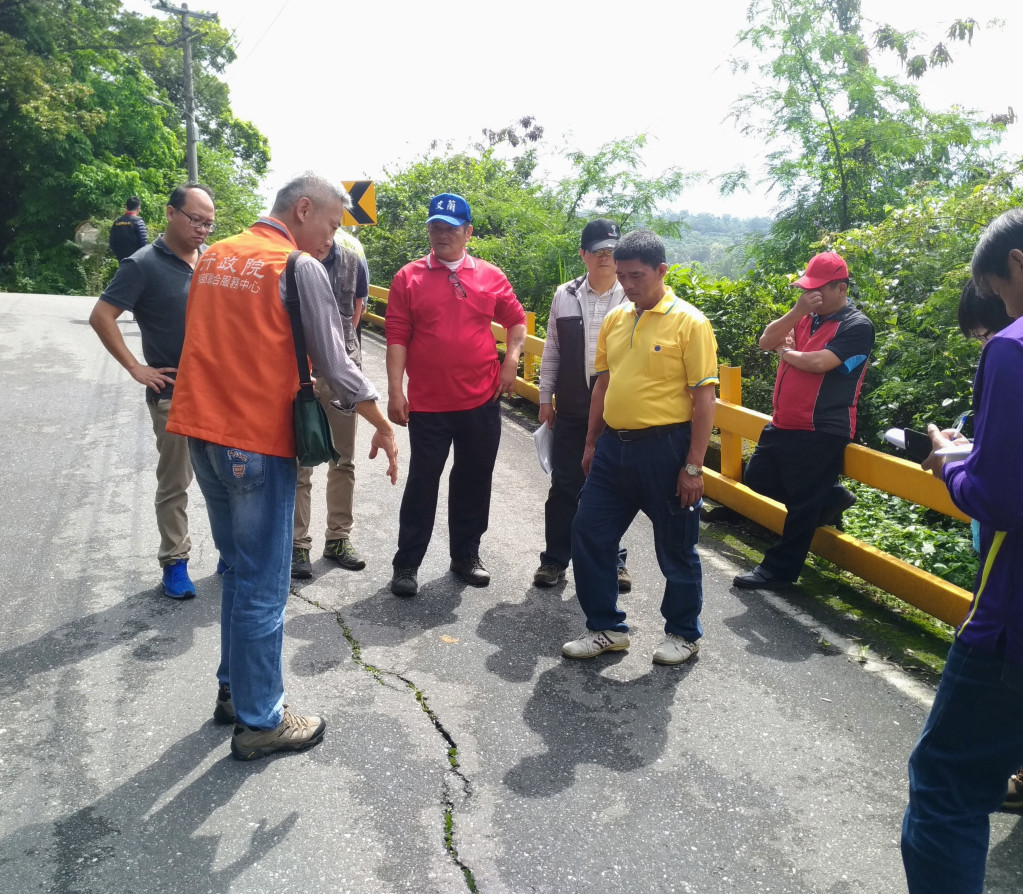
[342,181,377,226]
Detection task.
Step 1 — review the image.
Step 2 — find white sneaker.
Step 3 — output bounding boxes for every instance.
[562,629,630,659]
[652,634,700,666]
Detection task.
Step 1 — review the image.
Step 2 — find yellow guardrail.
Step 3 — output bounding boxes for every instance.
[366,285,973,627]
[713,366,972,628]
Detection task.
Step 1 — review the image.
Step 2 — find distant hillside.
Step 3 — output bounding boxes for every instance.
[663,211,773,279]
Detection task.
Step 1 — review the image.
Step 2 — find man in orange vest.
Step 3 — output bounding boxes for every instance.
[168,174,398,761]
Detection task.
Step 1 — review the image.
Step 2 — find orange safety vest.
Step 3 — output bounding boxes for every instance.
[167,219,302,458]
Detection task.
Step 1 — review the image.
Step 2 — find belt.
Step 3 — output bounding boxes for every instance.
[609,422,688,442]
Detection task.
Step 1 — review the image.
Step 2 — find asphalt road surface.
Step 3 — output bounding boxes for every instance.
[2,292,1021,893]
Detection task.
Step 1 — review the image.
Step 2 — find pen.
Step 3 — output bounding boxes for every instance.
[951,411,971,437]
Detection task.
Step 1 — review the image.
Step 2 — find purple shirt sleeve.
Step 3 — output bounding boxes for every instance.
[944,335,1023,531]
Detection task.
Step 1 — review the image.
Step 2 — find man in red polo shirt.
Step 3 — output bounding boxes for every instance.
[733,251,874,589]
[385,193,526,596]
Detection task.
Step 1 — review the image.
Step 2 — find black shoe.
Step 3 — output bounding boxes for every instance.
[213,683,235,725]
[733,566,793,590]
[819,487,857,528]
[391,566,419,597]
[450,556,490,587]
[533,563,565,587]
[617,566,633,593]
[291,547,313,579]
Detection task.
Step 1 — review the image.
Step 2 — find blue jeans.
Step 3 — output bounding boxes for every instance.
[189,439,297,730]
[902,639,1023,893]
[571,427,703,639]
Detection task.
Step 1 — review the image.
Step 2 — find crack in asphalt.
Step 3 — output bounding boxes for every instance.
[295,593,479,892]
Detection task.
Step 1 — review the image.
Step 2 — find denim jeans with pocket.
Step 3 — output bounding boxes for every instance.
[189,438,297,730]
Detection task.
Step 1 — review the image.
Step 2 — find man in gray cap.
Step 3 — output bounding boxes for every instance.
[534,219,632,590]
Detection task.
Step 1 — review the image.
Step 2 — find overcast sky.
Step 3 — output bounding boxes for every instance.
[126,0,1023,218]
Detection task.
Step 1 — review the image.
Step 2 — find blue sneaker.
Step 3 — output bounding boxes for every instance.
[162,560,196,599]
[216,556,228,575]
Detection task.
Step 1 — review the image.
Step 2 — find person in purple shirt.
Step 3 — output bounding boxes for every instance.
[902,208,1023,894]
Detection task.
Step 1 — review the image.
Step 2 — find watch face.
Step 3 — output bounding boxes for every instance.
[686,463,702,476]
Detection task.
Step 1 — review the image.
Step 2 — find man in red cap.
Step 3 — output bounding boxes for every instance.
[733,251,874,589]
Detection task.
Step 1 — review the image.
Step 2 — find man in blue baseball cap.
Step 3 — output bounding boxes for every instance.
[385,193,527,596]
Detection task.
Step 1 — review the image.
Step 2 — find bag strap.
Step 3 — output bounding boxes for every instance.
[284,250,314,391]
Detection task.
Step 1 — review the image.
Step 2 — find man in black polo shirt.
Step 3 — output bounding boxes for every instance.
[90,184,216,598]
[109,196,149,263]
[733,252,875,590]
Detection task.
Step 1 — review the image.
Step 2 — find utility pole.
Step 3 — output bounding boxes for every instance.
[152,1,219,182]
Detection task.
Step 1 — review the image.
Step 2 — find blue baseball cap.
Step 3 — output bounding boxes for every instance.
[427,193,472,226]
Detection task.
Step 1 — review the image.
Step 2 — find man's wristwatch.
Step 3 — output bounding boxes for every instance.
[685,463,703,477]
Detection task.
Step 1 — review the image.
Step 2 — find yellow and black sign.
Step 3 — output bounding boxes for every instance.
[342,180,377,226]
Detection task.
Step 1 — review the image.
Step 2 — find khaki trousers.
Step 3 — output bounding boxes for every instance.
[293,377,358,549]
[148,398,193,565]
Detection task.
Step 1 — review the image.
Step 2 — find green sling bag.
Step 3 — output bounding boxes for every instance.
[284,250,340,467]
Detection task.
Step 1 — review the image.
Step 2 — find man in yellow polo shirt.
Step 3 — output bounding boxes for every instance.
[562,230,718,665]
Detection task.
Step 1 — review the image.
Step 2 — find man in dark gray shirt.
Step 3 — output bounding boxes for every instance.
[90,183,216,599]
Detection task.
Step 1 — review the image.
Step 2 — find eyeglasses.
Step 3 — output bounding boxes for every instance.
[448,272,466,300]
[586,248,614,258]
[972,329,995,344]
[176,208,216,233]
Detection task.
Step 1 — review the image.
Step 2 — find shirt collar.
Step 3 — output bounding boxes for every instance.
[254,216,298,247]
[632,287,677,316]
[426,251,476,271]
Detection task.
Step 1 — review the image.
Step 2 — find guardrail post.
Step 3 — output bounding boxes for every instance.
[523,312,537,382]
[718,365,743,481]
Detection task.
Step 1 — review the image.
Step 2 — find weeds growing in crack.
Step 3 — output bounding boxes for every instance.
[292,593,479,891]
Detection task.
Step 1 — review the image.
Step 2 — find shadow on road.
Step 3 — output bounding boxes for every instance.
[504,656,692,797]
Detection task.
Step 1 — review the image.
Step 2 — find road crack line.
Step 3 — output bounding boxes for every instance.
[295,593,479,892]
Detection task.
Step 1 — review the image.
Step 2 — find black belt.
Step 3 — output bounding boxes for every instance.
[609,422,688,442]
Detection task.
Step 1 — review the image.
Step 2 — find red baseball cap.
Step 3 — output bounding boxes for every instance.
[792,252,849,289]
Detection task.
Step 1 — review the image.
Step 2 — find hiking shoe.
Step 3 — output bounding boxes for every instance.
[391,566,419,597]
[231,709,327,761]
[451,556,490,587]
[652,634,700,666]
[533,563,566,587]
[618,565,633,593]
[323,538,366,571]
[216,556,228,575]
[162,560,196,599]
[562,629,630,659]
[1004,768,1023,810]
[213,683,235,725]
[291,547,312,579]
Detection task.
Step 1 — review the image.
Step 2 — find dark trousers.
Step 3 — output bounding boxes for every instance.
[742,425,849,581]
[393,401,501,568]
[902,640,1023,893]
[541,414,626,571]
[571,426,703,638]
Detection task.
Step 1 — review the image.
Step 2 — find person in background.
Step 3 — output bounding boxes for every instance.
[90,184,216,599]
[109,196,149,263]
[902,209,1023,892]
[733,251,874,590]
[291,227,372,578]
[385,193,526,597]
[533,219,632,591]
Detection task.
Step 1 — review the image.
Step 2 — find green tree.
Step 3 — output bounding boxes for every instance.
[726,0,1001,271]
[0,0,267,294]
